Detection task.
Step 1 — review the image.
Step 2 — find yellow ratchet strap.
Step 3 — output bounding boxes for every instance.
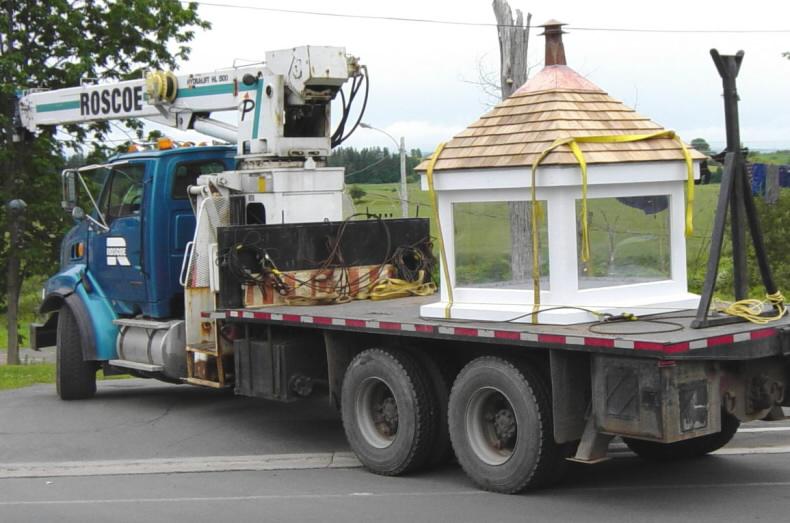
[425,142,453,318]
[529,130,696,322]
[369,270,437,301]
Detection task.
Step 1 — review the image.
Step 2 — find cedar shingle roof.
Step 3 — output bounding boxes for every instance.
[417,64,704,172]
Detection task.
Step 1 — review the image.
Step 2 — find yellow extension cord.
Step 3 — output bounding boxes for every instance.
[714,291,787,324]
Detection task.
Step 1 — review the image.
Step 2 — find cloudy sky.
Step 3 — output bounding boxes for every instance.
[151,0,790,152]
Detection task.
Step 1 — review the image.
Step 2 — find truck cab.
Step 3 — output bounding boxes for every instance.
[38,145,236,365]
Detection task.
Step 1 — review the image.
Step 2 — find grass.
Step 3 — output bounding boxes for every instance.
[352,182,723,293]
[0,181,767,351]
[0,363,130,391]
[0,363,56,390]
[751,150,790,165]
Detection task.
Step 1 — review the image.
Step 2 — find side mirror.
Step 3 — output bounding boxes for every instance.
[71,206,85,221]
[62,170,77,212]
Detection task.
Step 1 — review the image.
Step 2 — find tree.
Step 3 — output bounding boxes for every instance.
[691,137,711,155]
[348,185,366,203]
[0,1,209,364]
[492,0,533,282]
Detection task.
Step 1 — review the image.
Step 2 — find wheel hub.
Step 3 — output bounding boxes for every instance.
[466,387,518,466]
[374,396,399,437]
[493,408,516,448]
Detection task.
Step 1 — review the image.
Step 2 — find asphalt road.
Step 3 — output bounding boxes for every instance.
[2,379,790,522]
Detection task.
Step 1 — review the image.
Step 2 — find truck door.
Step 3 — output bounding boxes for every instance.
[165,158,229,315]
[91,162,148,311]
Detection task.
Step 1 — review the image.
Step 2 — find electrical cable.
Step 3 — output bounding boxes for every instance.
[331,66,369,148]
[186,2,790,33]
[219,213,436,306]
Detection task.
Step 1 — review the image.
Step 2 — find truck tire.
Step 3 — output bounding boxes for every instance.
[410,350,453,467]
[341,348,437,476]
[623,411,740,461]
[448,356,566,493]
[56,305,97,400]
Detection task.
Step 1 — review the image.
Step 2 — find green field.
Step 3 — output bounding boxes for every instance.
[751,150,790,165]
[0,181,768,353]
[351,182,721,292]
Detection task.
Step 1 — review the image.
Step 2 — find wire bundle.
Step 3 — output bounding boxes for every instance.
[220,214,435,306]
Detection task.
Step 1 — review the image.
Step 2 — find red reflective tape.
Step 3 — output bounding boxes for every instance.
[664,342,689,354]
[379,321,402,331]
[415,324,434,333]
[584,337,614,348]
[345,319,366,328]
[495,330,520,340]
[750,328,777,340]
[538,334,566,345]
[282,314,301,323]
[453,327,479,337]
[634,341,664,352]
[313,316,333,325]
[200,311,210,318]
[253,311,271,320]
[707,335,734,347]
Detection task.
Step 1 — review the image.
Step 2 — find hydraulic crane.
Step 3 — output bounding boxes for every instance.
[20,46,367,386]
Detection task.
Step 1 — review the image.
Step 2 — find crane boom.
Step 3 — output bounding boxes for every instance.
[17,46,360,158]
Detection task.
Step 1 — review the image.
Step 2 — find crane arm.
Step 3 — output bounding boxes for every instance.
[17,46,362,158]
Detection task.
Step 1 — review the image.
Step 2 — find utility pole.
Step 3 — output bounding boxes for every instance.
[360,122,409,217]
[399,136,408,218]
[492,0,532,281]
[5,199,27,365]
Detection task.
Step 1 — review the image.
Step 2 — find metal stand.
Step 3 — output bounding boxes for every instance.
[692,50,779,329]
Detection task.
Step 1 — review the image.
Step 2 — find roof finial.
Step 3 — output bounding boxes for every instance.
[540,19,567,66]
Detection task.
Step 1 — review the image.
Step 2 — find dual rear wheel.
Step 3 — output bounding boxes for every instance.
[341,350,566,493]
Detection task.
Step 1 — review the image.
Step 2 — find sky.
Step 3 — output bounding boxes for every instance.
[142,0,790,153]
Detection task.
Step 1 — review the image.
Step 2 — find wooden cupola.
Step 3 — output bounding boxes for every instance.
[417,21,705,324]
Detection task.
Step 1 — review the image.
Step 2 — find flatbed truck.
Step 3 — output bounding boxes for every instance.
[16,45,790,494]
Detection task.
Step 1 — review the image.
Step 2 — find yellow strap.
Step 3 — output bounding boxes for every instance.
[425,143,453,318]
[369,271,437,301]
[528,130,696,322]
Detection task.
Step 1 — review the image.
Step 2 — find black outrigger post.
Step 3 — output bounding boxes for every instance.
[692,50,781,329]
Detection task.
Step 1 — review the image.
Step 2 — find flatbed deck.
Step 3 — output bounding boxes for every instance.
[215,296,790,360]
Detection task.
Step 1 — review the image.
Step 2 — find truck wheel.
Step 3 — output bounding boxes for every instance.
[623,411,740,461]
[341,348,436,476]
[410,351,453,467]
[448,356,565,494]
[56,305,97,400]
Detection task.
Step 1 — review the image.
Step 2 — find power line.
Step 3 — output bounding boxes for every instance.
[187,1,790,34]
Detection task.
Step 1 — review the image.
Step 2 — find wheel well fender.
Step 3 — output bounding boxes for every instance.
[62,294,99,362]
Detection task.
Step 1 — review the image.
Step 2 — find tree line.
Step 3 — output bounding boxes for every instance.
[328,146,425,184]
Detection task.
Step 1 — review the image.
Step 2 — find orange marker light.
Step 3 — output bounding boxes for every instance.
[157,137,174,150]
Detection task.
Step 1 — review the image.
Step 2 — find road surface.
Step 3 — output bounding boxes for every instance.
[1,379,789,522]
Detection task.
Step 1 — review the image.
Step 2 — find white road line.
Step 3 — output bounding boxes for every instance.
[738,426,790,433]
[7,480,790,506]
[2,442,790,481]
[714,445,790,455]
[0,452,361,479]
[0,491,488,507]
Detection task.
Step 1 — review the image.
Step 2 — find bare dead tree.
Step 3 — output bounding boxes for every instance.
[492,0,533,282]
